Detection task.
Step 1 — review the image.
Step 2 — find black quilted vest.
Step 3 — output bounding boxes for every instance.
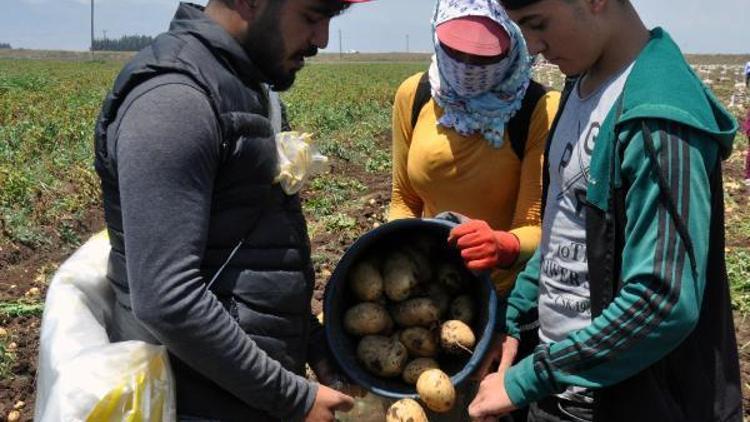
[94,4,314,419]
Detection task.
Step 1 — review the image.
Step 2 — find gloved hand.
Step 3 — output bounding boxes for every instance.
[448,220,520,270]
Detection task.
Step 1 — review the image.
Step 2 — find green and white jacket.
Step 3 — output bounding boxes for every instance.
[503,28,742,422]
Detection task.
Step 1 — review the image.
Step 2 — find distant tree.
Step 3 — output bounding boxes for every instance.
[0,43,11,49]
[92,35,154,52]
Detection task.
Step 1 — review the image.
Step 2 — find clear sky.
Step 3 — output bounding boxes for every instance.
[3,0,748,54]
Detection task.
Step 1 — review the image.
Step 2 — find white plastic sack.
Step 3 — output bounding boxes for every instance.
[34,231,176,422]
[274,131,330,195]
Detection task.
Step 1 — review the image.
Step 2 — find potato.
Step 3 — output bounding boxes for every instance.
[403,245,433,282]
[449,295,475,324]
[344,303,393,336]
[349,259,384,302]
[399,327,438,357]
[416,369,456,413]
[392,298,440,327]
[386,398,428,422]
[402,358,439,384]
[357,335,408,378]
[382,252,419,302]
[427,283,451,317]
[440,320,476,354]
[437,262,464,293]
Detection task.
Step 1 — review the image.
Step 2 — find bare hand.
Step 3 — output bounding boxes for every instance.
[473,334,519,382]
[468,372,517,419]
[311,359,366,397]
[473,334,504,381]
[496,335,519,374]
[305,384,355,422]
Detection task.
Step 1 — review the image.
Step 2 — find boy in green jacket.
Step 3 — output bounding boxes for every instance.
[468,1,743,421]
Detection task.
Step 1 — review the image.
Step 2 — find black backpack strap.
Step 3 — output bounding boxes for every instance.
[410,72,549,161]
[411,72,432,129]
[507,80,548,160]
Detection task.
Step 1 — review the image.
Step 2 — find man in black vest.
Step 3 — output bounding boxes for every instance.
[94,1,371,421]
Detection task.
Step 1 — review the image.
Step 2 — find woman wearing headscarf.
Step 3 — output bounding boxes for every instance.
[388,1,559,419]
[390,0,559,299]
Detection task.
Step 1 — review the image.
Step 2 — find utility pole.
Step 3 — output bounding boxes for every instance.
[406,34,410,54]
[90,0,94,60]
[338,29,343,60]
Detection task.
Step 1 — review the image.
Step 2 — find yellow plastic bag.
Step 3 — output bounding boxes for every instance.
[84,342,173,422]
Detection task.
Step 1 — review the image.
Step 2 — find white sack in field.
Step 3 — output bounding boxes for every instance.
[34,232,175,422]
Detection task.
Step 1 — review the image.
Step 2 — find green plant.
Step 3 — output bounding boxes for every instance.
[728,248,750,314]
[0,301,44,320]
[59,221,82,246]
[322,213,357,232]
[304,175,366,218]
[0,339,16,379]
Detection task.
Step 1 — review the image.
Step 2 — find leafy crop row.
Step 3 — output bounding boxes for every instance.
[1,58,748,313]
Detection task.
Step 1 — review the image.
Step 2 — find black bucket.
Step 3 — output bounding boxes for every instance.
[323,218,498,399]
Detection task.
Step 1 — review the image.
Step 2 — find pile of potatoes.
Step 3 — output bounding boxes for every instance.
[342,239,479,413]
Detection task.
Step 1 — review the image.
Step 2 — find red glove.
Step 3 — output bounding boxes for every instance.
[448,220,520,271]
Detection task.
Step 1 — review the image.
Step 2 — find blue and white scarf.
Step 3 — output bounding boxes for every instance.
[430,0,532,148]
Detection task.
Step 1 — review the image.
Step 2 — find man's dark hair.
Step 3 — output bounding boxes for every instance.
[211,0,350,15]
[309,0,352,17]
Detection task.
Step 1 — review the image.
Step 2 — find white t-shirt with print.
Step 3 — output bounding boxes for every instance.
[537,63,635,405]
[538,63,635,345]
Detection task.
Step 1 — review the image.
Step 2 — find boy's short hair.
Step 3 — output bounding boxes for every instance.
[501,0,625,10]
[500,0,543,10]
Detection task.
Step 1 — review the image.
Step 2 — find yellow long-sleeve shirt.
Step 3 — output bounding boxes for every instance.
[388,72,561,294]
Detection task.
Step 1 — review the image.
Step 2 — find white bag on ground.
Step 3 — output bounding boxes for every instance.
[34,231,176,422]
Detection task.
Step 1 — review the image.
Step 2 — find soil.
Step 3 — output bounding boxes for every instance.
[724,154,750,248]
[736,315,750,415]
[302,152,392,317]
[1,134,749,421]
[0,208,105,421]
[0,135,393,421]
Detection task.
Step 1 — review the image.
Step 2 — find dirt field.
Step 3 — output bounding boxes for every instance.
[2,133,749,421]
[1,53,749,420]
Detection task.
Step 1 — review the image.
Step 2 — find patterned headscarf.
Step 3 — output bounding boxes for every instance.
[429,0,532,148]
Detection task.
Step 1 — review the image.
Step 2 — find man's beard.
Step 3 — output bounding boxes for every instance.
[241,8,317,91]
